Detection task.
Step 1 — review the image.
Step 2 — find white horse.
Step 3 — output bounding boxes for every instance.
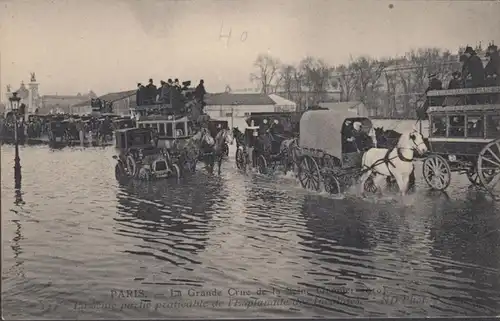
[358,129,428,196]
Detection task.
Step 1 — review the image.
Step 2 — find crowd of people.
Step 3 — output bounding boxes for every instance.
[423,43,500,109]
[135,78,207,110]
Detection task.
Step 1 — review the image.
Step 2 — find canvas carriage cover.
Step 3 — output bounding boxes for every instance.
[299,108,372,159]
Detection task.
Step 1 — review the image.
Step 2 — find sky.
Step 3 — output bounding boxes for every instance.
[0,0,499,99]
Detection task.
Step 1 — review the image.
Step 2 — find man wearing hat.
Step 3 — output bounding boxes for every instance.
[485,44,500,85]
[145,79,157,104]
[423,74,444,108]
[447,71,462,90]
[346,121,373,153]
[485,44,500,103]
[462,46,485,89]
[425,74,443,93]
[136,83,145,106]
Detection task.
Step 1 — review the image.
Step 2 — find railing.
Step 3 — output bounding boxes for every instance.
[427,86,500,97]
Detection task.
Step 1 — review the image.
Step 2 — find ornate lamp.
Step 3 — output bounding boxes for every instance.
[9,92,21,114]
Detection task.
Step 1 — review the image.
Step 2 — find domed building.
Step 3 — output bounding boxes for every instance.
[5,73,41,116]
[5,73,95,115]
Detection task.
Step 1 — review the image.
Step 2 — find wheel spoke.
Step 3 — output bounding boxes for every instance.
[487,172,500,189]
[482,156,500,168]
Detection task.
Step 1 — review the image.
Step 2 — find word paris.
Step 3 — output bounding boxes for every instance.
[219,22,248,46]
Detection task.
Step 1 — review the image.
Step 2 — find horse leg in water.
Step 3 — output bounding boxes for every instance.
[392,170,411,196]
[358,168,374,197]
[217,152,222,175]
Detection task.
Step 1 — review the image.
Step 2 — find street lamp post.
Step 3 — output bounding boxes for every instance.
[9,92,22,189]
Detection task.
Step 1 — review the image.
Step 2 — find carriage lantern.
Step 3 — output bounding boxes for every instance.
[9,92,20,113]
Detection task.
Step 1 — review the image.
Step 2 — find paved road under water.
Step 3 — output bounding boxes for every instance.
[1,144,499,319]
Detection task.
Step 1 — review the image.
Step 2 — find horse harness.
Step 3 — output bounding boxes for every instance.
[366,133,424,176]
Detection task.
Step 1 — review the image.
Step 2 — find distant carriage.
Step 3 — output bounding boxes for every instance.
[48,117,70,143]
[113,128,181,181]
[207,120,229,156]
[235,112,301,173]
[136,114,198,173]
[422,86,500,195]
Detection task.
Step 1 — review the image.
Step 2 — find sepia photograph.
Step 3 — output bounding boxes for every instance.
[1,0,499,319]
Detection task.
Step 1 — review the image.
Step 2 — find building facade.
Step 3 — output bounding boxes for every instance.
[4,73,96,115]
[71,90,135,116]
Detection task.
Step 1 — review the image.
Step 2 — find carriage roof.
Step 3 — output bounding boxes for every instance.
[137,114,190,122]
[245,112,300,127]
[115,127,154,150]
[299,109,372,159]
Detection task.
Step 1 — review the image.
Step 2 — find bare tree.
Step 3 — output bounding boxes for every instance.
[299,57,333,105]
[250,54,281,94]
[276,64,296,100]
[334,64,356,102]
[350,56,389,115]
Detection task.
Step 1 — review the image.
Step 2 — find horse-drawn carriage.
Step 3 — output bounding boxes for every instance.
[294,107,427,195]
[113,116,135,130]
[113,128,181,181]
[207,120,229,156]
[422,85,500,195]
[48,116,70,143]
[235,112,301,174]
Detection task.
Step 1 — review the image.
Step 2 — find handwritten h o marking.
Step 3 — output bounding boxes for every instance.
[219,21,248,47]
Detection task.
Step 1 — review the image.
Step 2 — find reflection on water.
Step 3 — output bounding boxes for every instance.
[114,177,224,263]
[1,145,499,319]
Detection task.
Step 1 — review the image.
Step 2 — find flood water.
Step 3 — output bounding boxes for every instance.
[1,143,499,319]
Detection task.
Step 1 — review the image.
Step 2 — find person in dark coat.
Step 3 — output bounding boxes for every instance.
[194,79,206,103]
[145,79,157,104]
[461,46,485,104]
[485,44,500,86]
[424,74,444,108]
[485,44,500,103]
[136,83,145,106]
[157,81,166,102]
[448,72,462,89]
[462,46,485,88]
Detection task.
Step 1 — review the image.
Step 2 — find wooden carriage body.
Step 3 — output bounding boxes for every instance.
[299,109,373,169]
[422,85,500,192]
[426,86,500,162]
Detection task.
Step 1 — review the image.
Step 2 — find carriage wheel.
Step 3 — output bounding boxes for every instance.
[138,167,151,180]
[466,167,482,186]
[290,145,301,165]
[298,156,321,191]
[257,155,268,174]
[115,162,127,181]
[126,155,138,177]
[422,155,451,191]
[235,148,246,170]
[324,174,341,195]
[477,139,500,192]
[363,173,379,194]
[171,164,181,180]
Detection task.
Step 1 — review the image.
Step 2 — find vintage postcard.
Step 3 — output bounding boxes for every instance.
[1,0,499,319]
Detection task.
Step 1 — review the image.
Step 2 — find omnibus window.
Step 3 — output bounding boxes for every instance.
[166,123,173,137]
[467,115,484,138]
[431,116,446,137]
[486,115,500,138]
[175,122,185,136]
[144,123,151,128]
[448,116,465,137]
[138,123,144,128]
[159,123,165,135]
